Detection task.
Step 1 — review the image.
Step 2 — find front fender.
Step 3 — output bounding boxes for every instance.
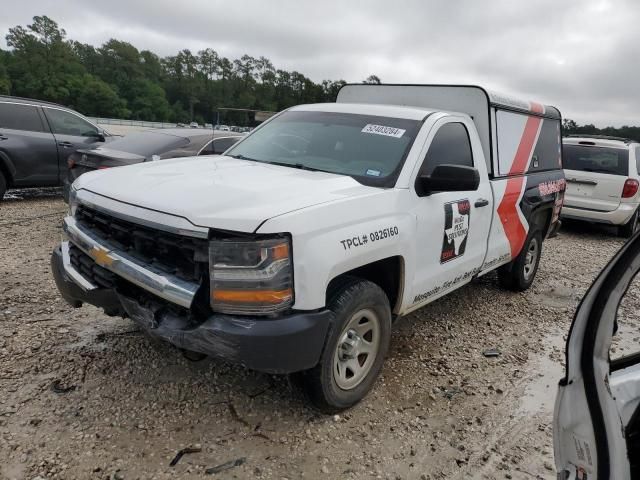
[257,190,416,310]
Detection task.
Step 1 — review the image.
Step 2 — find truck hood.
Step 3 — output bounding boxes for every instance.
[75,155,380,232]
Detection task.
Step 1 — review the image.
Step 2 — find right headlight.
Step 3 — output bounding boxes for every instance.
[209,236,294,315]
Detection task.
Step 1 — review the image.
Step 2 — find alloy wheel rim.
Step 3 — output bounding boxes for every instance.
[523,238,539,281]
[333,308,381,390]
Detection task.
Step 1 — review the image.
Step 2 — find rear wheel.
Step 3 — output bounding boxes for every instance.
[619,210,639,238]
[298,278,391,413]
[498,230,543,291]
[0,172,6,200]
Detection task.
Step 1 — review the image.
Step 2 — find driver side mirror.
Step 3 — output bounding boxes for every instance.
[416,164,480,197]
[87,130,106,142]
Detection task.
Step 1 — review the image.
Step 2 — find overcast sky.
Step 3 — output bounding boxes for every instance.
[1,0,638,126]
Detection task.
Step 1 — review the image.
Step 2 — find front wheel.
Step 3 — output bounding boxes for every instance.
[298,278,391,413]
[498,230,543,291]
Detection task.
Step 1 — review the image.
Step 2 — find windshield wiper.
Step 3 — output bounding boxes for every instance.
[227,153,259,162]
[265,160,323,172]
[229,155,326,173]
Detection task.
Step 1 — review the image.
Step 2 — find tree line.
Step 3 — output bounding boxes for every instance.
[562,119,640,142]
[1,16,637,136]
[0,16,382,125]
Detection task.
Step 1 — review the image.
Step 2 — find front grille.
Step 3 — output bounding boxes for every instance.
[74,206,209,284]
[69,244,117,289]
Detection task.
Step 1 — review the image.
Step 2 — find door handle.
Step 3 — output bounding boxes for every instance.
[475,198,490,208]
[0,132,7,140]
[58,141,74,148]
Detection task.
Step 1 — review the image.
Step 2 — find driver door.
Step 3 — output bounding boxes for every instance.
[408,118,493,309]
[42,107,103,173]
[554,234,640,480]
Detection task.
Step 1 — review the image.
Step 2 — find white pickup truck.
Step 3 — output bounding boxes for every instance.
[52,84,565,411]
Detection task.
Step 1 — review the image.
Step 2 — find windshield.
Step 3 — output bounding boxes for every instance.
[563,144,629,176]
[103,131,189,156]
[225,110,422,186]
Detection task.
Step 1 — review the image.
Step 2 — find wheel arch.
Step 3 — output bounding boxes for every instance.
[325,255,405,316]
[530,203,553,237]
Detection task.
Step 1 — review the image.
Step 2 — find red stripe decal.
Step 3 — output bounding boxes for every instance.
[508,115,542,175]
[497,113,543,258]
[497,177,527,258]
[530,101,544,114]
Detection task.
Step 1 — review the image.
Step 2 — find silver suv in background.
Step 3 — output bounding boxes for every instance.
[0,95,112,199]
[561,135,640,237]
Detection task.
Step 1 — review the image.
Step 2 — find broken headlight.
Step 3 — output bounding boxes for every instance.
[209,237,293,315]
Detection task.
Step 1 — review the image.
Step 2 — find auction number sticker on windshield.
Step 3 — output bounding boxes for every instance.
[361,124,406,138]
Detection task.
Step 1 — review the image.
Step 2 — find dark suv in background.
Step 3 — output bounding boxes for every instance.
[0,96,112,199]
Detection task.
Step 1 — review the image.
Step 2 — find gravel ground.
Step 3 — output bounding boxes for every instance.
[0,193,629,480]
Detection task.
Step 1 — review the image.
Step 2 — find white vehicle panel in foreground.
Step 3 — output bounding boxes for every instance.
[610,363,640,426]
[553,234,640,480]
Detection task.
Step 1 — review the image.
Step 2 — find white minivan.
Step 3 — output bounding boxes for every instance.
[562,135,640,237]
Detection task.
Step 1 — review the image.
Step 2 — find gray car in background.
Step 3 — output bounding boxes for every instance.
[0,95,113,200]
[64,128,242,201]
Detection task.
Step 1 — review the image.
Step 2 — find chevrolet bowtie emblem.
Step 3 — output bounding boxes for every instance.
[90,246,114,267]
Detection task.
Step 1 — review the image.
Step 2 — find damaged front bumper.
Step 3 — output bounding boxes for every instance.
[51,244,332,374]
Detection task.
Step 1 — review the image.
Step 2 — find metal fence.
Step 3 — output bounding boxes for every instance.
[89,118,180,129]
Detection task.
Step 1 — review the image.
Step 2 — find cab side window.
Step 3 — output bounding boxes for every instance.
[44,108,98,137]
[0,103,45,132]
[418,122,473,176]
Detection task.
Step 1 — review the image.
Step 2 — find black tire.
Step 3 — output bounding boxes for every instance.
[0,172,6,201]
[619,210,639,238]
[298,278,391,413]
[497,230,543,291]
